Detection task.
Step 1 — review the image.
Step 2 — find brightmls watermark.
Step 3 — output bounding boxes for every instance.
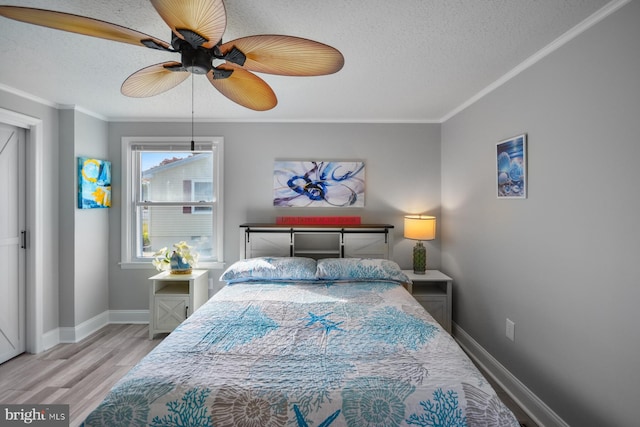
[0,405,68,426]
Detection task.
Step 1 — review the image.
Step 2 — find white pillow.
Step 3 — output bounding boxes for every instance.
[220,257,317,283]
[315,258,411,284]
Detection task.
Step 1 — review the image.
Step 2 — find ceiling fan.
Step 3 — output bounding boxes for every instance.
[0,0,344,111]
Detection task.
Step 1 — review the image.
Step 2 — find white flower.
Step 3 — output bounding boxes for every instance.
[151,242,199,271]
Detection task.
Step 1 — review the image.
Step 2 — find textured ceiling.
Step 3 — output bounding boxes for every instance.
[0,0,615,122]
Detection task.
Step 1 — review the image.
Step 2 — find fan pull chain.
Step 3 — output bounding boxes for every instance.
[191,74,195,151]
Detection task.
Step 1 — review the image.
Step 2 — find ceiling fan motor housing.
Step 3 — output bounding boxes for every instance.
[182,46,214,74]
[170,33,213,75]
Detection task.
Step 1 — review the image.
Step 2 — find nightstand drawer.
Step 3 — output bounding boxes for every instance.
[414,294,447,329]
[153,295,189,332]
[148,270,209,339]
[402,269,452,333]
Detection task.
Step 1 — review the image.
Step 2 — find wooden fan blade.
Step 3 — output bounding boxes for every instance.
[220,35,344,76]
[0,6,171,50]
[207,66,277,111]
[150,0,226,49]
[122,62,190,97]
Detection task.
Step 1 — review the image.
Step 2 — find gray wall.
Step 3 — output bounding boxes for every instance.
[0,90,60,335]
[440,1,640,426]
[108,122,442,309]
[4,1,638,423]
[0,92,109,335]
[58,109,109,327]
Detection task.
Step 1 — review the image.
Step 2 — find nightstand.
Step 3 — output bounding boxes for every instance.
[148,270,208,339]
[402,270,452,333]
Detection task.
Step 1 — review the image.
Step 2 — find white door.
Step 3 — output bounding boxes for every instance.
[0,123,26,364]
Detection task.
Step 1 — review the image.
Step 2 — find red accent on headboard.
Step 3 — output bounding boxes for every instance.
[276,216,361,225]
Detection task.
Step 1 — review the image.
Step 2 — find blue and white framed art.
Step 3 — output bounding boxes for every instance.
[273,160,365,207]
[496,134,527,199]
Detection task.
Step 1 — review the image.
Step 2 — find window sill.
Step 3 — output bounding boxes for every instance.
[119,261,226,270]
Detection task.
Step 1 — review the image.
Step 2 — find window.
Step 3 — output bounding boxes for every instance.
[121,136,224,268]
[191,180,213,213]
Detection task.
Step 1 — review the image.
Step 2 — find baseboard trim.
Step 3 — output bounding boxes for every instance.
[109,310,149,324]
[59,311,111,344]
[453,323,569,427]
[40,310,150,349]
[42,328,60,351]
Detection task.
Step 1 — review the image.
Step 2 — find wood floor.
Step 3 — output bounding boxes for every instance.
[0,324,164,427]
[0,323,537,427]
[472,362,539,427]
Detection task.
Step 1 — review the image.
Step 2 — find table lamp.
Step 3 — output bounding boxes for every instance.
[404,215,436,274]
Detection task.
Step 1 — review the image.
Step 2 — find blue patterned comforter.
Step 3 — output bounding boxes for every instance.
[83,281,520,426]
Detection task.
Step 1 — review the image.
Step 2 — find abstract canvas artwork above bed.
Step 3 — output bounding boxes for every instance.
[273,160,365,207]
[82,257,520,427]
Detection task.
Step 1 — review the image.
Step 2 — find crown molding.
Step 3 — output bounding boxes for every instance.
[440,0,632,123]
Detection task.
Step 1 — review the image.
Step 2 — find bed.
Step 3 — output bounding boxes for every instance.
[82,257,520,426]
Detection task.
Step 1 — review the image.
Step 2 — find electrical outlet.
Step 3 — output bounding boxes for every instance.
[506,318,515,341]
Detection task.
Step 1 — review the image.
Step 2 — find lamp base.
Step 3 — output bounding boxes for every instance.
[412,241,426,274]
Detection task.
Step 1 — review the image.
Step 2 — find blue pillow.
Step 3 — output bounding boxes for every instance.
[220,257,317,283]
[315,258,411,284]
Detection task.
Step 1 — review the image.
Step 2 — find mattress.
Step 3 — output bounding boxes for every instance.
[82,257,519,426]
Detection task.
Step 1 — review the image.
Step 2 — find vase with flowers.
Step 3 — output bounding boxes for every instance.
[152,241,199,274]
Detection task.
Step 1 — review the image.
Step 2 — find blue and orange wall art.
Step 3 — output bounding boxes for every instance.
[78,157,111,209]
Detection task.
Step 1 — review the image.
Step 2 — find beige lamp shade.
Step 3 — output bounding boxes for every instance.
[404,215,436,241]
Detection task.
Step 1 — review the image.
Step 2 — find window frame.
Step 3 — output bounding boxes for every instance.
[190,179,213,214]
[120,136,224,269]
